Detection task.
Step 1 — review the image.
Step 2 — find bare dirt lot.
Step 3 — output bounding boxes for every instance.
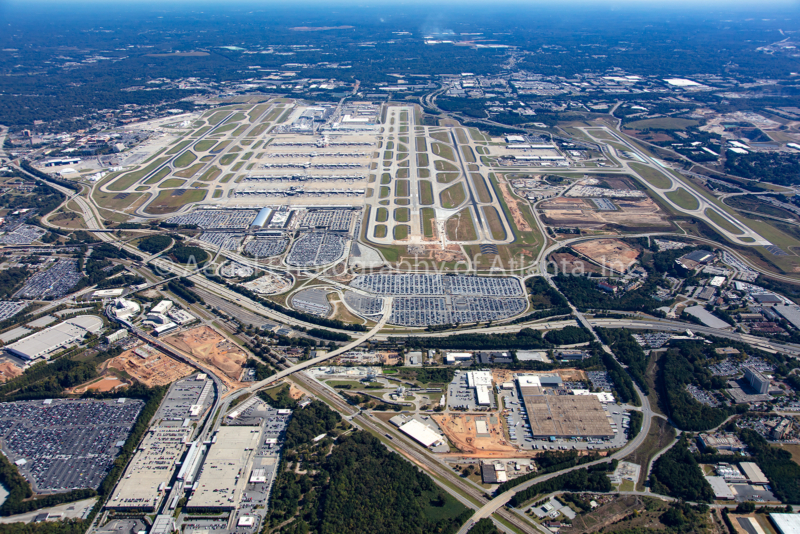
[433,413,519,457]
[572,239,641,272]
[164,326,248,387]
[550,252,603,275]
[492,368,587,385]
[107,346,194,386]
[0,360,23,383]
[541,197,670,230]
[73,376,129,394]
[496,174,533,233]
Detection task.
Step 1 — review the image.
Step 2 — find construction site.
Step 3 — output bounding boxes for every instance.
[571,239,641,273]
[539,196,670,231]
[106,344,194,387]
[163,326,248,388]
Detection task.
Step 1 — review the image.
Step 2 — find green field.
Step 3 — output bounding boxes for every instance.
[213,123,239,135]
[207,111,230,126]
[665,187,699,210]
[482,206,506,241]
[174,163,205,178]
[145,189,207,215]
[705,208,745,235]
[108,157,170,191]
[437,173,460,184]
[395,180,410,198]
[212,189,223,199]
[455,128,468,145]
[220,154,237,165]
[158,179,186,189]
[143,167,171,185]
[374,224,388,238]
[379,186,390,199]
[432,143,456,161]
[627,118,699,130]
[418,169,431,178]
[445,209,477,241]
[397,168,409,179]
[417,153,429,167]
[394,207,410,223]
[461,146,476,163]
[416,137,427,152]
[629,163,672,189]
[435,160,459,172]
[376,207,389,223]
[393,224,410,240]
[220,173,235,183]
[431,132,450,143]
[381,173,392,185]
[419,181,434,205]
[199,166,222,181]
[173,151,197,168]
[166,140,191,155]
[440,183,466,209]
[421,208,436,238]
[210,140,232,153]
[194,140,216,152]
[468,128,488,142]
[470,173,492,203]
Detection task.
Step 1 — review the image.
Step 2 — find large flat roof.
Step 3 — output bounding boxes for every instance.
[740,462,769,484]
[399,419,442,448]
[186,426,262,510]
[521,394,614,438]
[107,425,191,511]
[771,514,800,534]
[6,315,103,361]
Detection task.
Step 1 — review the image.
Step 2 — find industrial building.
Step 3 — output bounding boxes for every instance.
[6,315,103,361]
[740,462,770,485]
[398,419,444,448]
[516,375,614,439]
[106,329,128,344]
[704,476,735,500]
[185,426,262,511]
[467,371,493,407]
[770,514,800,534]
[744,366,770,394]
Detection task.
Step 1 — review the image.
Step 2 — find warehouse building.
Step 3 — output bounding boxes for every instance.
[704,476,735,500]
[740,462,769,485]
[770,514,800,534]
[398,419,444,448]
[6,315,103,361]
[186,426,262,511]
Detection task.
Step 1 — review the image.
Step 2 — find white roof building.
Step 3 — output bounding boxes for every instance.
[704,476,734,499]
[771,514,800,534]
[6,315,103,361]
[112,297,140,320]
[398,419,443,448]
[740,462,769,484]
[151,300,174,315]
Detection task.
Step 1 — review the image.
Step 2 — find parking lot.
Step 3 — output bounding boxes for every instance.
[15,258,84,299]
[350,274,523,297]
[709,356,774,376]
[156,374,214,422]
[0,224,46,245]
[166,210,258,230]
[0,399,144,493]
[389,296,526,327]
[344,292,383,316]
[285,232,347,267]
[198,232,245,251]
[0,301,27,321]
[300,209,357,232]
[446,370,496,410]
[243,238,288,258]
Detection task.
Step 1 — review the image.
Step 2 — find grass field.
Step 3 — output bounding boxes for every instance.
[419,168,431,178]
[212,189,223,199]
[219,154,237,165]
[210,140,232,153]
[232,161,245,172]
[416,137,427,152]
[471,173,492,203]
[417,153,430,167]
[220,173,235,184]
[397,168,409,179]
[440,183,466,209]
[207,111,229,126]
[461,146,476,163]
[376,207,389,222]
[374,224,387,239]
[431,132,450,143]
[421,208,436,238]
[143,167,171,185]
[665,187,700,210]
[445,209,477,241]
[435,160,459,172]
[468,128,488,142]
[145,189,207,215]
[627,118,699,130]
[199,166,222,181]
[419,181,434,205]
[381,173,392,185]
[194,140,216,152]
[396,180,410,197]
[213,123,239,135]
[379,186,390,199]
[166,140,191,155]
[455,128,468,145]
[108,157,170,191]
[432,143,456,161]
[174,163,205,178]
[173,151,197,168]
[158,179,186,189]
[92,191,145,212]
[705,208,745,234]
[629,163,672,189]
[482,206,506,240]
[393,224,410,240]
[394,207,410,223]
[437,173,460,184]
[384,151,393,160]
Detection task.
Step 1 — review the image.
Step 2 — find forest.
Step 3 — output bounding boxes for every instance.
[508,463,614,507]
[136,235,172,254]
[738,429,800,504]
[649,436,713,503]
[553,274,665,313]
[596,329,650,395]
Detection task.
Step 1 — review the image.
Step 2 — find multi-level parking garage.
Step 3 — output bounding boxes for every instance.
[348,274,527,326]
[285,233,347,267]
